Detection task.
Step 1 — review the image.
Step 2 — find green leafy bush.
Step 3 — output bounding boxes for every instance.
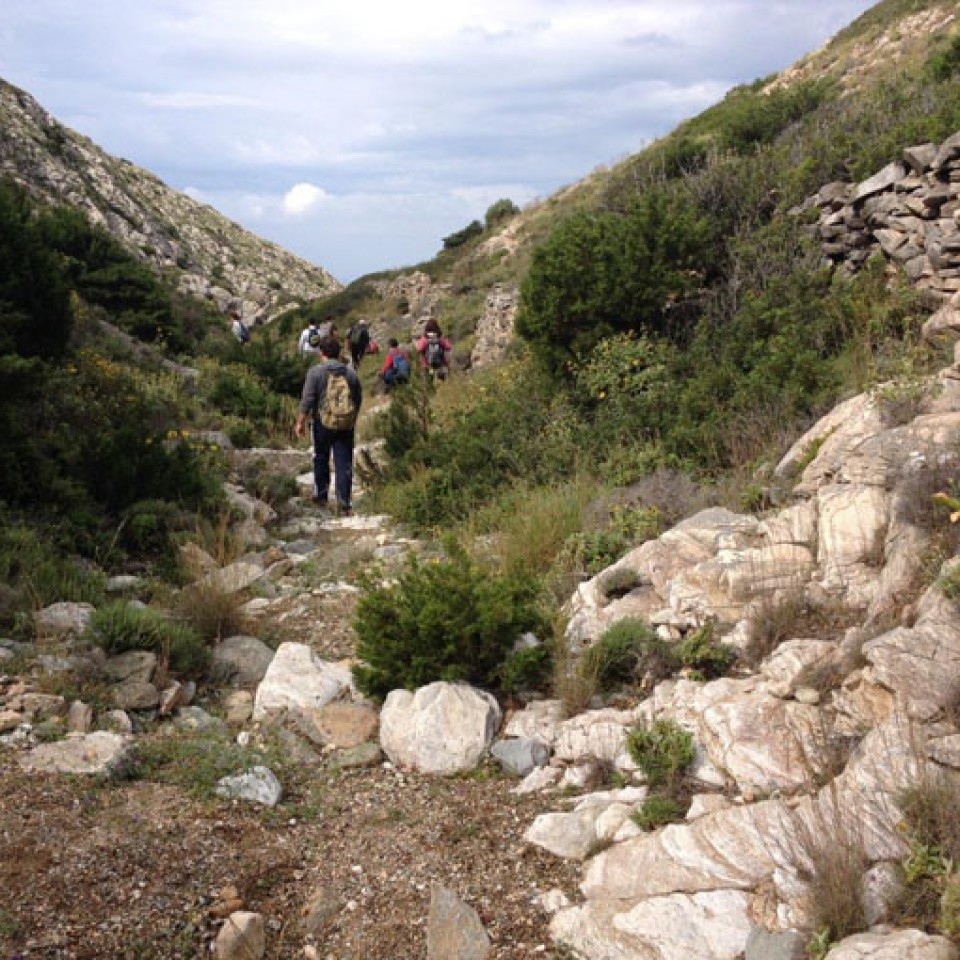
[625,719,694,789]
[85,601,209,675]
[632,794,688,830]
[351,546,548,698]
[677,622,737,680]
[497,645,552,694]
[580,618,678,693]
[484,198,520,229]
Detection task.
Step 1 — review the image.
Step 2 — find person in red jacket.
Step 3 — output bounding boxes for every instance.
[416,319,453,380]
[380,338,411,391]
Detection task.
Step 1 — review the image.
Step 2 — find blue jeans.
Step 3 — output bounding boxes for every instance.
[311,421,355,508]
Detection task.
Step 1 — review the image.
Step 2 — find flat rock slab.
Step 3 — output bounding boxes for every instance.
[20,732,133,775]
[427,884,491,960]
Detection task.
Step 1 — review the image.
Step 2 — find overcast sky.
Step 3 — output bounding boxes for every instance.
[2,0,877,282]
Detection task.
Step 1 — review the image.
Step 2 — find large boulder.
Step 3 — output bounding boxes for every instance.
[210,636,275,687]
[824,930,958,959]
[252,643,355,721]
[379,682,501,775]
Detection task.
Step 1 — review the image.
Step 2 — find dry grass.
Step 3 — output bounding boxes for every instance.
[175,581,247,643]
[191,508,246,568]
[791,789,870,945]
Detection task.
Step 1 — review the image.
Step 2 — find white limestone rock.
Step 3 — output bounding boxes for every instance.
[379,681,501,775]
[824,930,957,959]
[20,731,133,775]
[252,642,355,721]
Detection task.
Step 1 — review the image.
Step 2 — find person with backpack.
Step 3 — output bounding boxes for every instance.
[380,337,411,391]
[294,336,363,516]
[230,309,250,345]
[416,319,452,380]
[347,318,371,368]
[298,317,336,358]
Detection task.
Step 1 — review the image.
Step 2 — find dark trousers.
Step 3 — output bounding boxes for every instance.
[311,421,355,508]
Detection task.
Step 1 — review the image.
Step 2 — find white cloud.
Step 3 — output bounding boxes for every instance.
[281,182,328,217]
[141,91,262,109]
[1,0,881,280]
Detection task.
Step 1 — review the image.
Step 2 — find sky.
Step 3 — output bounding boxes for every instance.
[1,0,878,283]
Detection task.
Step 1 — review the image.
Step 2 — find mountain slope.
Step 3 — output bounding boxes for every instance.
[0,78,340,322]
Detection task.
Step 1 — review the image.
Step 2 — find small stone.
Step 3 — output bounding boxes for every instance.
[215,766,283,806]
[214,911,266,960]
[0,709,22,733]
[427,884,491,960]
[67,700,94,734]
[112,679,160,711]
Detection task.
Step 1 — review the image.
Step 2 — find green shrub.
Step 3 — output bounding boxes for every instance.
[442,219,484,250]
[625,719,694,788]
[677,622,737,680]
[497,645,552,695]
[484,198,520,229]
[351,546,548,698]
[632,794,688,830]
[85,601,209,675]
[580,618,678,693]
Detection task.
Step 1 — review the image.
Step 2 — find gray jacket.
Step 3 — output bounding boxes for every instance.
[300,360,363,421]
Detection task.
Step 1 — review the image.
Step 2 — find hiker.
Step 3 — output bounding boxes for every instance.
[347,318,371,368]
[416,319,452,379]
[380,337,411,391]
[294,336,362,516]
[230,309,250,345]
[298,317,336,358]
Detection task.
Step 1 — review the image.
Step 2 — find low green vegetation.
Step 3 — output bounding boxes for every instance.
[626,718,695,830]
[351,545,549,699]
[84,600,209,675]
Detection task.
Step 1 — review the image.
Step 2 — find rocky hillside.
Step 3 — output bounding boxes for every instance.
[0,78,340,322]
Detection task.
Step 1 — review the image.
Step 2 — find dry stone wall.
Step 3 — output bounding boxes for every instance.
[800,132,960,304]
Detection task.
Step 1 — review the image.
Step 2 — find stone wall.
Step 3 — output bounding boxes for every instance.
[799,132,960,304]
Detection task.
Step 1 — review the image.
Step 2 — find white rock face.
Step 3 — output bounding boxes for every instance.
[823,930,958,959]
[252,643,355,721]
[553,889,753,960]
[379,682,501,775]
[20,732,133,775]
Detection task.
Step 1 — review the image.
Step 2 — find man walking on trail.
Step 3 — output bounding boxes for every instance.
[294,336,362,516]
[347,318,371,368]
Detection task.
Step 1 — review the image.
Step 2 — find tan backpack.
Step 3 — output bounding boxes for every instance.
[319,370,358,430]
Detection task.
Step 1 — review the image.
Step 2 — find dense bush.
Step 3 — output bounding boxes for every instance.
[351,546,548,698]
[580,618,678,693]
[517,189,716,371]
[484,198,520,229]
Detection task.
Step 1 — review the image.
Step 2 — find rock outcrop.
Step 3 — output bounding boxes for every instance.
[0,78,340,321]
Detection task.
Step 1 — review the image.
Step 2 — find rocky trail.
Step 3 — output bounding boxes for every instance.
[0,427,580,960]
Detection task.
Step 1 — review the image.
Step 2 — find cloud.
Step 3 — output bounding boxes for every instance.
[1,0,881,280]
[141,91,263,109]
[281,182,328,217]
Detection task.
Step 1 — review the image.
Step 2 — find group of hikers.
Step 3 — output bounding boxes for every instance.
[287,314,452,518]
[227,305,453,516]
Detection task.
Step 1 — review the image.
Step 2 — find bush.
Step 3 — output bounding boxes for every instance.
[85,601,209,675]
[632,794,688,830]
[442,219,484,250]
[484,198,520,229]
[351,546,548,698]
[677,622,737,680]
[497,645,552,695]
[580,618,678,694]
[625,719,694,789]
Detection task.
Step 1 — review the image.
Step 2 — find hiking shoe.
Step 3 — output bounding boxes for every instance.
[335,503,352,518]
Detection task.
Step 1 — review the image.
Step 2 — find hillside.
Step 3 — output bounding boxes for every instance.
[0,79,340,323]
[7,2,960,960]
